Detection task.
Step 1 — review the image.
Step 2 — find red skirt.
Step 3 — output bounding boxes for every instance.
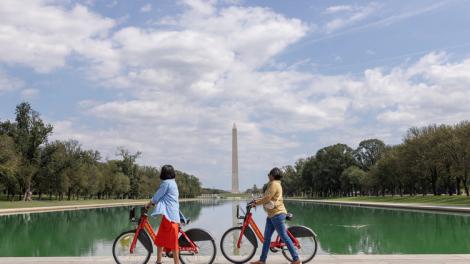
[155,215,180,250]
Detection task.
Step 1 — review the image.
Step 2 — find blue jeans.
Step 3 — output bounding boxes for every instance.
[260,213,299,262]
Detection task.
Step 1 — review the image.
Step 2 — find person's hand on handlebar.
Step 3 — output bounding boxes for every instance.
[248,200,257,208]
[145,200,154,210]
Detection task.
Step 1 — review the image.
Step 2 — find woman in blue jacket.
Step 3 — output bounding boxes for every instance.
[145,165,180,264]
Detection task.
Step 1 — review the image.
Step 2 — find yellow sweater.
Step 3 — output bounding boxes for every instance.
[255,180,287,218]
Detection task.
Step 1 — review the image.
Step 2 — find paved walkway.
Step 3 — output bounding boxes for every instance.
[4,198,470,215]
[287,199,470,214]
[0,201,146,216]
[0,199,200,216]
[1,255,470,264]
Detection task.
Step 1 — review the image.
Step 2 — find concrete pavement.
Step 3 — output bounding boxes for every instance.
[287,199,470,214]
[1,255,470,264]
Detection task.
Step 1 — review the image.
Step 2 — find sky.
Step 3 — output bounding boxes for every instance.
[1,0,470,190]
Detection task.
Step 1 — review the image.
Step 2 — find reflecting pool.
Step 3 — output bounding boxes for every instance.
[1,200,470,256]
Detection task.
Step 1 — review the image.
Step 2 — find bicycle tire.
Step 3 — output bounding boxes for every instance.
[281,225,318,263]
[220,226,258,264]
[112,229,152,264]
[179,228,217,264]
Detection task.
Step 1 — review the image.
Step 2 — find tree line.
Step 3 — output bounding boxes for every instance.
[281,122,470,197]
[0,103,202,201]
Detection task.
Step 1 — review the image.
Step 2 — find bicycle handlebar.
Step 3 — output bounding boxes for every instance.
[246,204,252,214]
[141,206,149,217]
[236,202,255,220]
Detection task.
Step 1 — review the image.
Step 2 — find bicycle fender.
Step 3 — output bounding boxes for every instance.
[288,226,317,238]
[244,227,258,247]
[138,231,154,253]
[182,228,214,242]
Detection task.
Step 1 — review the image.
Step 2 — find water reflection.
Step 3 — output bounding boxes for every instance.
[231,202,240,255]
[1,200,470,256]
[0,207,133,256]
[285,201,470,254]
[0,200,212,257]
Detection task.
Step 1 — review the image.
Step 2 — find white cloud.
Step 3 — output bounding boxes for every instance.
[5,0,470,189]
[60,1,310,188]
[366,49,376,55]
[182,0,217,15]
[0,71,23,93]
[324,5,353,14]
[107,0,118,8]
[346,52,470,128]
[140,3,152,13]
[20,88,40,100]
[55,2,470,188]
[0,0,115,72]
[324,2,379,33]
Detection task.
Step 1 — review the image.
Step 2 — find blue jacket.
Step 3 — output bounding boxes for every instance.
[151,179,180,223]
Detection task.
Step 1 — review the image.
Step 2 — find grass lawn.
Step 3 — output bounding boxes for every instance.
[328,195,470,206]
[0,199,149,210]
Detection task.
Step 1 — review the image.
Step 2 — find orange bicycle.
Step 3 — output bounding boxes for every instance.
[112,207,216,264]
[220,202,318,263]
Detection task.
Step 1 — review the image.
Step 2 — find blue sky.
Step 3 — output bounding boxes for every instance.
[1,0,470,190]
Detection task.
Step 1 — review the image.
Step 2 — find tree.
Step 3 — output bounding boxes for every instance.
[176,171,202,198]
[282,165,302,196]
[453,121,470,196]
[116,148,141,199]
[101,160,129,199]
[368,146,402,196]
[301,156,317,197]
[0,135,20,200]
[0,103,210,201]
[340,166,366,196]
[138,166,160,198]
[438,121,470,196]
[0,102,53,199]
[354,139,386,171]
[302,144,356,197]
[37,141,69,199]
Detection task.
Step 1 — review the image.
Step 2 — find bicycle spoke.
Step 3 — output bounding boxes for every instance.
[220,227,257,263]
[282,226,317,263]
[113,231,151,264]
[180,240,215,264]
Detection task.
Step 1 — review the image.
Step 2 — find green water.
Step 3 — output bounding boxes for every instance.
[1,200,470,256]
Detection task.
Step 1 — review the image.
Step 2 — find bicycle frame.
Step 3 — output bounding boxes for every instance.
[130,212,199,254]
[237,207,300,250]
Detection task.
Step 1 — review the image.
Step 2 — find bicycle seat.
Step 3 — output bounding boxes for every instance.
[286,213,294,221]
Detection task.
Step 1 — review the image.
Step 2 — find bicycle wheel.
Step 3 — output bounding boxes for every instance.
[179,228,216,264]
[281,226,318,263]
[220,226,258,264]
[113,230,152,264]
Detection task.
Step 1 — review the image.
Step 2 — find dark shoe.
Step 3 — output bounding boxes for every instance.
[250,261,265,264]
[291,260,301,264]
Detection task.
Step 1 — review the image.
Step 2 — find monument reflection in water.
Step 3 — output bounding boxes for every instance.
[232,202,240,255]
[1,200,470,256]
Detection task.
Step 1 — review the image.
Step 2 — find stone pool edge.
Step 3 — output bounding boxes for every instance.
[1,255,470,263]
[286,198,470,214]
[0,198,199,216]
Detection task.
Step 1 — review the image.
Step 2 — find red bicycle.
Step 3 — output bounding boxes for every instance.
[220,202,318,263]
[112,207,216,264]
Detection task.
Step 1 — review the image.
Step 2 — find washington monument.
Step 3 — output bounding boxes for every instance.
[232,123,239,193]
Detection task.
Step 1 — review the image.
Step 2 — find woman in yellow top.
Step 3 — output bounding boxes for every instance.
[250,167,300,264]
